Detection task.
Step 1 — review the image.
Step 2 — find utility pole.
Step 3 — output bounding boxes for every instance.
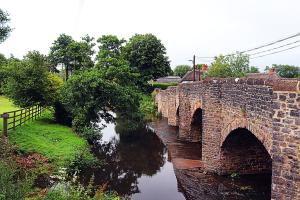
[193,55,196,81]
[199,64,201,81]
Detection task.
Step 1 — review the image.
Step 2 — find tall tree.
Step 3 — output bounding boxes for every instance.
[0,53,7,93]
[123,34,171,80]
[23,50,50,70]
[208,53,250,78]
[96,35,127,68]
[95,35,140,88]
[60,69,142,138]
[247,66,259,73]
[49,34,74,79]
[0,9,12,43]
[3,52,62,107]
[68,35,95,71]
[173,65,192,77]
[49,34,95,80]
[272,64,299,78]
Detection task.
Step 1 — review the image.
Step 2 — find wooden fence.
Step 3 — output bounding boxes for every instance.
[0,105,43,136]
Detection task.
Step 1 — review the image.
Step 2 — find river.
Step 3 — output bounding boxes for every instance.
[77,119,271,200]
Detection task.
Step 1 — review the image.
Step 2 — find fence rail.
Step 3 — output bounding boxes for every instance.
[0,105,43,136]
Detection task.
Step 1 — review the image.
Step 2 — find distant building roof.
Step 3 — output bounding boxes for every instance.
[181,70,203,82]
[246,72,279,79]
[155,76,182,83]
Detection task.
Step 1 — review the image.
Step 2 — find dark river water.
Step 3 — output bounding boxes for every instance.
[77,120,271,200]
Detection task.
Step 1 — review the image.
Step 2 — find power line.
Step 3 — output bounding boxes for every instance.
[241,32,300,53]
[250,44,300,59]
[194,32,300,61]
[195,56,215,59]
[249,40,300,56]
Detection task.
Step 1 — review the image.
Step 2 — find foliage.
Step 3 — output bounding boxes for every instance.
[0,136,33,200]
[208,53,250,78]
[23,50,51,71]
[67,148,98,174]
[98,65,141,87]
[44,180,120,200]
[0,9,12,43]
[247,66,259,73]
[139,94,160,122]
[3,53,61,107]
[49,34,95,80]
[60,69,143,139]
[173,65,191,77]
[272,64,299,78]
[0,160,34,200]
[195,64,204,69]
[0,53,7,93]
[95,35,146,89]
[9,110,92,167]
[123,33,171,81]
[0,139,34,200]
[0,53,6,65]
[53,101,72,126]
[148,81,178,90]
[96,35,127,68]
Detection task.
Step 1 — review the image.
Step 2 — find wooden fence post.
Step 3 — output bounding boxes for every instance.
[1,113,9,136]
[13,111,16,130]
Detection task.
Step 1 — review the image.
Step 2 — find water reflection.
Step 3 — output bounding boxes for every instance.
[77,118,271,200]
[78,120,185,199]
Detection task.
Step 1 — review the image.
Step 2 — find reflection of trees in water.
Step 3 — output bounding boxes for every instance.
[78,126,166,196]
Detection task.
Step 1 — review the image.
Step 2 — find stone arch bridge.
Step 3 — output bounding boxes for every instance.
[155,77,300,199]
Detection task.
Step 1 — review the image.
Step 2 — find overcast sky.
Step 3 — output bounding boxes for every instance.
[0,0,299,71]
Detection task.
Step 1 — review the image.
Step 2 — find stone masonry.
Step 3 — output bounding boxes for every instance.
[155,76,300,200]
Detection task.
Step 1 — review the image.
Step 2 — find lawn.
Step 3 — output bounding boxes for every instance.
[0,96,20,130]
[9,111,91,167]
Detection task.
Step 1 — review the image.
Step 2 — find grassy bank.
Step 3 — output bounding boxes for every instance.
[9,110,91,167]
[0,96,20,130]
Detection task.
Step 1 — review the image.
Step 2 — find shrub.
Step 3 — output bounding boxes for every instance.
[67,148,99,174]
[44,177,121,200]
[139,95,160,122]
[0,161,34,200]
[148,82,178,90]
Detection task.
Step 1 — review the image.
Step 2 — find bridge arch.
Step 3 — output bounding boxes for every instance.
[220,117,271,155]
[190,103,203,142]
[219,128,272,175]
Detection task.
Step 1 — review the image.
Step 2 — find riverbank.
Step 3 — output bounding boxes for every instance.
[0,96,99,199]
[9,110,92,167]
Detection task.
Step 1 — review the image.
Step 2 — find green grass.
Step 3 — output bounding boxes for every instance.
[0,96,20,130]
[9,111,91,167]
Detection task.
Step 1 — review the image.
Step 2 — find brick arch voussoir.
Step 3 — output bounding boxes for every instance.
[190,99,203,118]
[220,118,271,156]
